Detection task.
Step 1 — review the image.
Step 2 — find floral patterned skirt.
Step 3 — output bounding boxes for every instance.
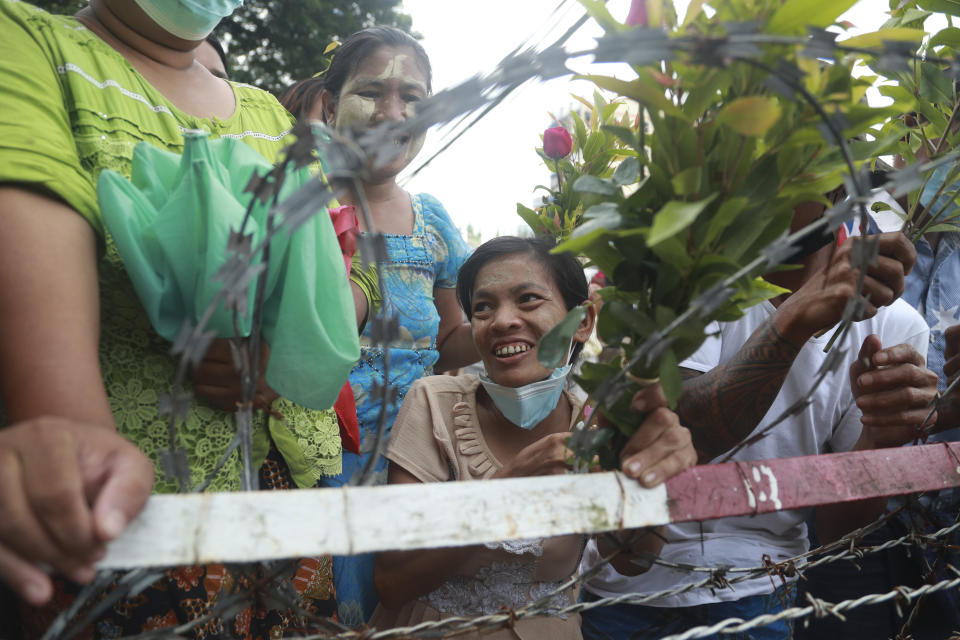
[14,448,337,640]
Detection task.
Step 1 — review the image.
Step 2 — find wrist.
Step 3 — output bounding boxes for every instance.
[770,310,808,352]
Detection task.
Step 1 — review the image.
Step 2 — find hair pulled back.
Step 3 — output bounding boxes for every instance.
[323,26,432,106]
[456,236,589,364]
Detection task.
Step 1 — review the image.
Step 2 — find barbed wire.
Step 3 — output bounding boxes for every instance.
[38,8,960,640]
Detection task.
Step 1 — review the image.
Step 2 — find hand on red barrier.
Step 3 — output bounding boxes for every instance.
[850,335,938,448]
[620,383,697,488]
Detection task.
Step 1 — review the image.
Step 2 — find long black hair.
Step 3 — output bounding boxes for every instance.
[457,236,589,364]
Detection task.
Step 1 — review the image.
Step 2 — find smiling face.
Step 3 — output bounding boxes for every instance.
[322,45,428,180]
[470,253,593,388]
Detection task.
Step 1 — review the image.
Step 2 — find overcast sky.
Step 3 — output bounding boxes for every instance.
[397,1,896,242]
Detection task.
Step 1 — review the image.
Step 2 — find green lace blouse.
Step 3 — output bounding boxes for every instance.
[0,0,343,491]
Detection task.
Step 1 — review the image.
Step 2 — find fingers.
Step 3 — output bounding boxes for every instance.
[621,408,696,488]
[850,335,882,384]
[629,383,668,414]
[856,361,937,395]
[503,432,571,477]
[0,420,104,604]
[945,324,960,370]
[876,231,918,276]
[0,544,52,606]
[20,425,99,567]
[86,431,155,544]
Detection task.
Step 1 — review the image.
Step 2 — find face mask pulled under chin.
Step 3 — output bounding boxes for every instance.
[133,0,242,41]
[478,363,573,431]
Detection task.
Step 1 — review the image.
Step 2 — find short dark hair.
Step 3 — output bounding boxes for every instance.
[322,26,432,112]
[456,236,589,364]
[204,31,229,78]
[278,76,325,121]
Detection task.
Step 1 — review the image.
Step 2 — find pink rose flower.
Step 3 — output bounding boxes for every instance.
[543,126,572,160]
[328,204,358,274]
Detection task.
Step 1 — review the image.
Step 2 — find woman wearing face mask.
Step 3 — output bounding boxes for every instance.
[0,0,344,635]
[370,237,697,639]
[296,26,479,625]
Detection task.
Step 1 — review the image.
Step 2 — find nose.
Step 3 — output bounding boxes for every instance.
[377,92,406,122]
[490,304,522,332]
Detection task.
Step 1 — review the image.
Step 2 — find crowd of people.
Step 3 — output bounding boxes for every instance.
[0,1,958,639]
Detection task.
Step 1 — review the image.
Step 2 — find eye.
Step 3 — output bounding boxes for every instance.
[472,300,492,315]
[403,93,422,103]
[518,292,543,305]
[356,90,380,99]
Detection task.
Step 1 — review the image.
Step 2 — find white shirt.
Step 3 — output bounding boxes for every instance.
[582,298,929,606]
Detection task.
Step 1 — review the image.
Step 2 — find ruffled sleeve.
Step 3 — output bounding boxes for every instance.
[451,399,498,478]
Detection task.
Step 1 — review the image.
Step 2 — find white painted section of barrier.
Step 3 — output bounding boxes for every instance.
[100,472,669,568]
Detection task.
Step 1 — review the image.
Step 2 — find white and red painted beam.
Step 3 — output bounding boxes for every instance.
[100,441,960,569]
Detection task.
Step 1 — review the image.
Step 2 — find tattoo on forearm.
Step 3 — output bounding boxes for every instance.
[679,319,800,459]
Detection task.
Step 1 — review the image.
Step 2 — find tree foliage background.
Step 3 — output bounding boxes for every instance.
[30,0,413,95]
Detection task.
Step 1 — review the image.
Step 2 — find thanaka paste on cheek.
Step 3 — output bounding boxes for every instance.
[335,50,429,167]
[333,94,376,130]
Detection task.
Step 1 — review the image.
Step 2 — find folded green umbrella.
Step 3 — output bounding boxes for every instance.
[98,131,359,410]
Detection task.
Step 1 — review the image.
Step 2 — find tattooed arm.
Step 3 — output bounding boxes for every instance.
[680,232,917,460]
[678,318,801,460]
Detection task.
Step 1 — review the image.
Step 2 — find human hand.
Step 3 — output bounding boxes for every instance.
[776,232,916,345]
[939,324,960,430]
[0,417,153,605]
[495,432,573,478]
[191,338,279,411]
[850,335,938,448]
[619,383,696,488]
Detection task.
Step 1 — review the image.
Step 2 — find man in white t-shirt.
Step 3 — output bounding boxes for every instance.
[580,202,938,640]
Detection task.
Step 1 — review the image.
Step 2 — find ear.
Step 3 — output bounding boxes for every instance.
[319,89,336,125]
[573,301,597,345]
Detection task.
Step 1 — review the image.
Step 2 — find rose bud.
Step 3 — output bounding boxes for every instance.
[543,126,572,160]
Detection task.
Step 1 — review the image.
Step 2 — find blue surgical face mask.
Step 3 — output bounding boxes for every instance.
[478,363,573,430]
[133,0,242,41]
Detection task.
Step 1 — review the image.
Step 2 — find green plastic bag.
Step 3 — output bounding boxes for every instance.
[98,131,359,410]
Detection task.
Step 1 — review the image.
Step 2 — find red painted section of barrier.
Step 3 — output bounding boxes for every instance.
[666,442,960,523]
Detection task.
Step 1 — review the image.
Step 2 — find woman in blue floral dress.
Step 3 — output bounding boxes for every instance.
[309,26,478,624]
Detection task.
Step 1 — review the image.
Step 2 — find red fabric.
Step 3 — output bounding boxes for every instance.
[328,204,361,453]
[334,382,360,454]
[328,205,359,273]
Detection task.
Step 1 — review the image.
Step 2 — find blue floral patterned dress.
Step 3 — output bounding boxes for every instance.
[319,192,472,625]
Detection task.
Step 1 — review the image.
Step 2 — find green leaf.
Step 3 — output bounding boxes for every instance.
[516,203,551,235]
[649,235,693,270]
[731,277,790,310]
[578,0,627,32]
[658,348,682,408]
[576,73,688,121]
[717,97,782,137]
[930,27,960,48]
[573,203,623,237]
[916,0,960,17]
[582,129,606,162]
[767,0,858,34]
[602,125,638,148]
[670,167,702,197]
[612,157,641,186]
[840,28,925,49]
[648,194,718,246]
[574,175,619,196]
[571,109,588,152]
[538,306,587,369]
